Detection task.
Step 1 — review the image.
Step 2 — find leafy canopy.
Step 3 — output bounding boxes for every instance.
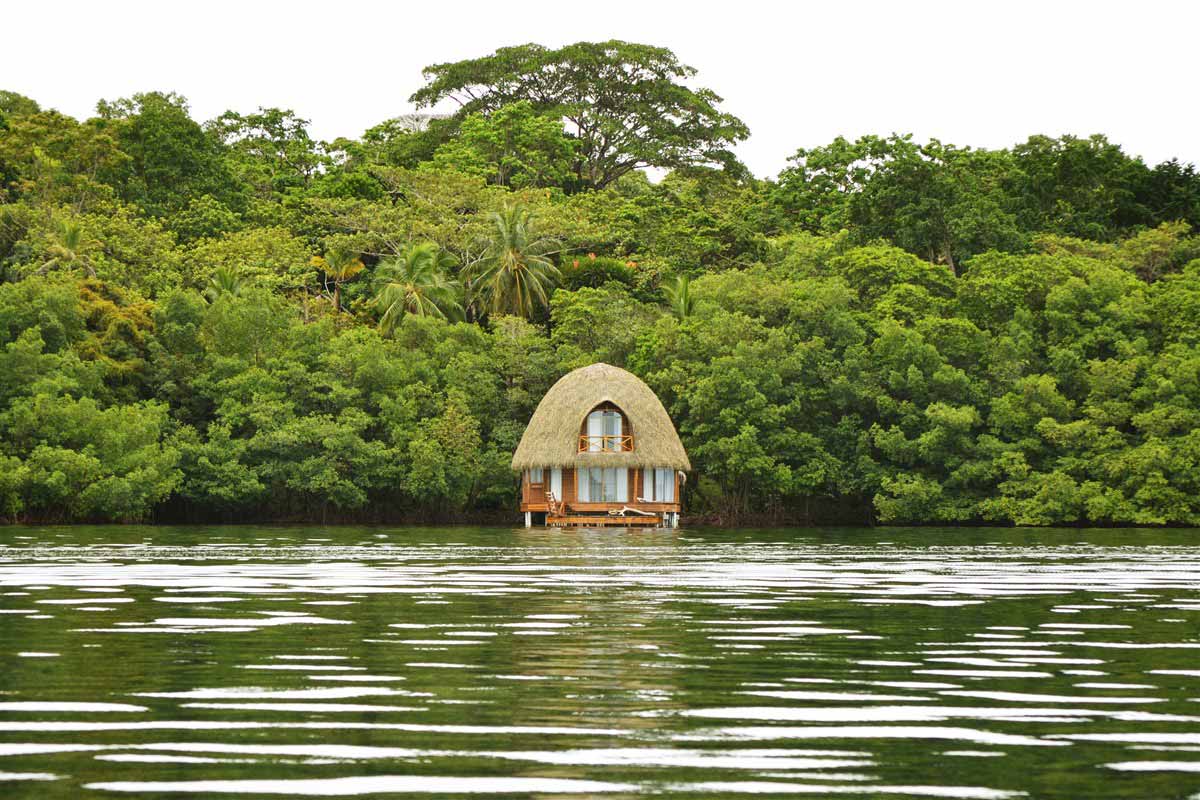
[411,41,749,190]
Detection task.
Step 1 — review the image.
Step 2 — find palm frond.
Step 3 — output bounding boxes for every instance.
[466,203,561,319]
[662,274,694,320]
[371,242,463,334]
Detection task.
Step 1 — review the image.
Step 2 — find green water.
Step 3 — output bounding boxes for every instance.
[1,526,1199,799]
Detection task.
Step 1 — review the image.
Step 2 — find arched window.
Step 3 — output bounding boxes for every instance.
[579,404,632,452]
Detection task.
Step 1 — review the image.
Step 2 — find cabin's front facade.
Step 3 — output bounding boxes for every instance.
[512,364,690,528]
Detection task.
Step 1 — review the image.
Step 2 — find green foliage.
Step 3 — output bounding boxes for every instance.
[26,209,183,295]
[0,91,40,123]
[166,194,242,243]
[2,60,1200,525]
[0,393,180,521]
[372,242,462,332]
[661,274,694,320]
[0,109,126,210]
[1010,134,1153,239]
[774,135,1026,269]
[412,41,749,189]
[353,115,457,170]
[405,393,482,510]
[467,203,561,318]
[311,248,364,313]
[550,284,659,370]
[772,133,1199,266]
[94,92,239,217]
[203,267,245,303]
[208,107,326,199]
[826,245,956,307]
[429,101,576,189]
[183,226,314,292]
[561,255,635,291]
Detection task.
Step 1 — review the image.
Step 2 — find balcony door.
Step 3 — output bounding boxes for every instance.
[584,407,625,452]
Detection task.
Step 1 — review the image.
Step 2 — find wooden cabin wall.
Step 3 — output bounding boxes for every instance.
[523,468,579,503]
[524,467,680,509]
[563,468,576,502]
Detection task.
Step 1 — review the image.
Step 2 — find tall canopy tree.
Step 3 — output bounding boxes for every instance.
[94,92,239,216]
[774,135,1024,271]
[0,110,128,210]
[0,91,40,125]
[207,108,327,197]
[429,101,576,189]
[411,41,749,190]
[1010,134,1152,239]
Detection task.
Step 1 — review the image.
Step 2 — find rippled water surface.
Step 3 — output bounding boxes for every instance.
[2,526,1200,798]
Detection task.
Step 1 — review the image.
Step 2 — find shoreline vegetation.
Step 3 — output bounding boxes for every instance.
[2,41,1199,527]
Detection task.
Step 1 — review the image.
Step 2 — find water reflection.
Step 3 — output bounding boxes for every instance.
[0,526,1198,797]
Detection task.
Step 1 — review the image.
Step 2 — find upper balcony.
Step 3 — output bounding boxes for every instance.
[578,403,633,453]
[578,433,634,452]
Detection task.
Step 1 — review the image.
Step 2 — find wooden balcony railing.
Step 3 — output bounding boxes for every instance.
[578,434,634,453]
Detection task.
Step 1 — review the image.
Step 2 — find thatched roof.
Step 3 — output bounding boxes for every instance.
[511,363,691,471]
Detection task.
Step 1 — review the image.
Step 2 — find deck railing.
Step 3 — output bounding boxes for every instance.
[578,434,634,453]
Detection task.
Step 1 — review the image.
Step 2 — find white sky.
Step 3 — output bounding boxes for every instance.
[4,0,1198,179]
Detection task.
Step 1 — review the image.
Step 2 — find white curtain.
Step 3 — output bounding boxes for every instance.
[576,467,630,502]
[657,468,675,502]
[550,468,562,501]
[604,410,622,451]
[587,412,604,452]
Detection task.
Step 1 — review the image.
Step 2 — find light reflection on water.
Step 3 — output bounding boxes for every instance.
[0,525,1199,798]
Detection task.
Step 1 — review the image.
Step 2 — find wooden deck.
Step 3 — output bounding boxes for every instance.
[546,513,665,528]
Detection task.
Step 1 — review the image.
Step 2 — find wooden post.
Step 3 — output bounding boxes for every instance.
[524,512,532,528]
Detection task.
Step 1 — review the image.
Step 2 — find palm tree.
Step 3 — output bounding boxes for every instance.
[662,274,694,320]
[38,219,98,277]
[371,242,462,334]
[203,266,244,303]
[467,203,561,319]
[311,248,365,312]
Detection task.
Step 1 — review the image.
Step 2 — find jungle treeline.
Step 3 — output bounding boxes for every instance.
[2,41,1200,526]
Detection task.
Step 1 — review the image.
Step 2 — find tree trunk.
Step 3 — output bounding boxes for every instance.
[942,241,958,276]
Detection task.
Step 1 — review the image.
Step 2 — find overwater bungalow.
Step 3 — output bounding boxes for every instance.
[512,363,690,528]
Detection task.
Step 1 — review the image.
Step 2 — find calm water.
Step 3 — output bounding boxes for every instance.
[1,526,1199,799]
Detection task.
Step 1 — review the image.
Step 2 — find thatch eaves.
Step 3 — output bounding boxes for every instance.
[511,363,691,471]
